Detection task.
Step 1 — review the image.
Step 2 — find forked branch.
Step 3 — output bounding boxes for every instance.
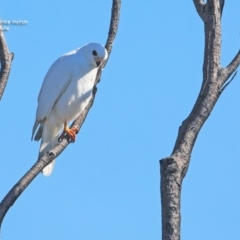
[193,0,206,21]
[160,1,239,239]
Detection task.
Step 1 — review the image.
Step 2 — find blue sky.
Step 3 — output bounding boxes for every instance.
[0,1,240,239]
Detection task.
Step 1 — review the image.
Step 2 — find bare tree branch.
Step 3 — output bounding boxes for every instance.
[220,50,240,83]
[0,0,121,229]
[160,1,239,239]
[0,26,14,100]
[220,71,237,93]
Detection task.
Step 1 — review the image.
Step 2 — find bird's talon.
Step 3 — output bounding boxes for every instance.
[59,126,77,143]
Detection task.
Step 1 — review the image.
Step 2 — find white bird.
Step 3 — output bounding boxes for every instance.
[32,42,108,176]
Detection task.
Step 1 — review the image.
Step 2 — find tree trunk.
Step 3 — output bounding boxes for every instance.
[160,1,240,239]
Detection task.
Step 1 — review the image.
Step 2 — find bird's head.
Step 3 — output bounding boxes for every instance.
[82,42,108,68]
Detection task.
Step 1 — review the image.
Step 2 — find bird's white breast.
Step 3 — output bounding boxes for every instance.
[50,64,97,125]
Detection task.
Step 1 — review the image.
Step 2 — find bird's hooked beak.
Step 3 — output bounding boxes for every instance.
[95,57,104,67]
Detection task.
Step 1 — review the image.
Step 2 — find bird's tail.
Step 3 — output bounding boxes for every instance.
[39,120,59,176]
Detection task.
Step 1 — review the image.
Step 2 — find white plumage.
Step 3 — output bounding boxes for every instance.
[32,42,108,176]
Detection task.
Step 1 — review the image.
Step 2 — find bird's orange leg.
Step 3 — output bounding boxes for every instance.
[58,122,79,143]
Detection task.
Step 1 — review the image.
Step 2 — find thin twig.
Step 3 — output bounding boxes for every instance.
[225,50,240,79]
[220,0,225,17]
[220,71,237,93]
[192,0,207,21]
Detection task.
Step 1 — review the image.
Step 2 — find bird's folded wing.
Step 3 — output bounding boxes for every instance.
[36,55,74,122]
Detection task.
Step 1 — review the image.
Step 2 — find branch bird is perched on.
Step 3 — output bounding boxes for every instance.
[32,42,108,176]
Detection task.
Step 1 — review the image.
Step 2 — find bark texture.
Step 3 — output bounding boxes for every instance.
[160,1,240,239]
[0,0,121,229]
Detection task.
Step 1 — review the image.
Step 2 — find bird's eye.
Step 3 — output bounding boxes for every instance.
[92,50,97,56]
